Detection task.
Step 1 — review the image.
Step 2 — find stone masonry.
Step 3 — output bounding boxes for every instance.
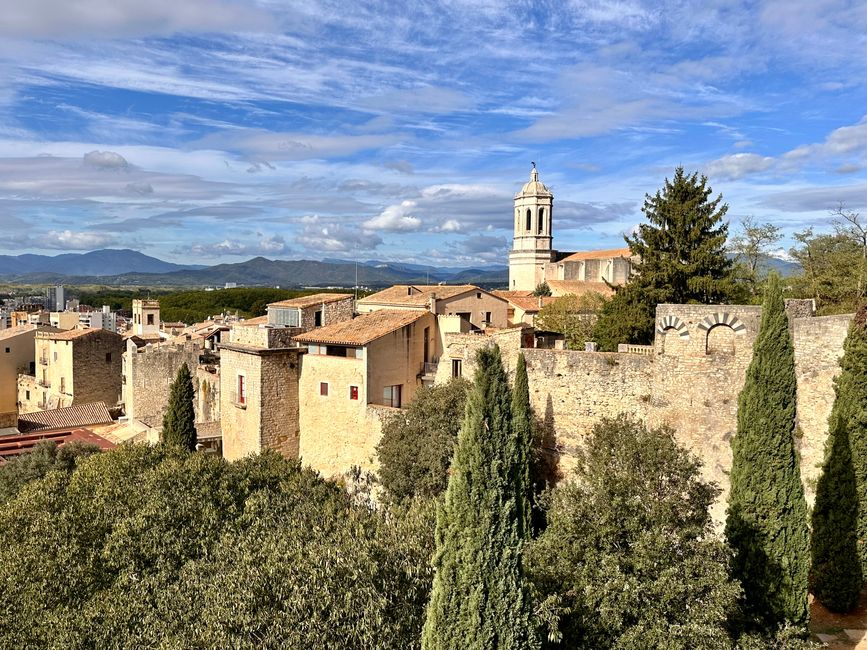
[437,302,852,524]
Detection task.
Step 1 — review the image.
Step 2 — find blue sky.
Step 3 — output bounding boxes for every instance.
[1,0,866,267]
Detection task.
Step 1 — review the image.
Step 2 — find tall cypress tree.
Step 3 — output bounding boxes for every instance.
[594,167,738,348]
[810,411,862,612]
[162,363,197,451]
[725,273,810,630]
[511,353,533,536]
[422,345,537,650]
[822,306,867,577]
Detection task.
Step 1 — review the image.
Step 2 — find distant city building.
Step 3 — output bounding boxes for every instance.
[44,285,64,312]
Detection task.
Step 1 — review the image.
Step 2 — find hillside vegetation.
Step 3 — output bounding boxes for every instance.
[74,287,357,324]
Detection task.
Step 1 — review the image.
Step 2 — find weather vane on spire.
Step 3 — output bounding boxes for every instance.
[531,161,536,169]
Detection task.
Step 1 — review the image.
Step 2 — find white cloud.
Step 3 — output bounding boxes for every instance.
[0,0,274,39]
[43,230,118,250]
[83,150,130,170]
[704,153,774,180]
[363,201,423,232]
[190,233,291,257]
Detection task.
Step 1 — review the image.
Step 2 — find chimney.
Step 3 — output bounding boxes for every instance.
[428,292,437,314]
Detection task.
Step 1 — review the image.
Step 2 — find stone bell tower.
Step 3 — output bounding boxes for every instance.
[508,163,554,291]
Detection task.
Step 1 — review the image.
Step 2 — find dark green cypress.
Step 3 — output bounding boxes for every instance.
[511,353,533,536]
[822,306,867,578]
[810,410,862,612]
[161,363,197,451]
[725,273,810,631]
[421,345,537,650]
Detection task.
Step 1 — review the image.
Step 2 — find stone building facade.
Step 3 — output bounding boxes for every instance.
[18,328,124,414]
[294,309,436,477]
[122,339,220,430]
[0,325,37,427]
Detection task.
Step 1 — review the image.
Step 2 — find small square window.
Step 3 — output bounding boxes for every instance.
[4,347,8,353]
[349,385,359,400]
[320,382,329,397]
[105,352,112,363]
[25,390,30,400]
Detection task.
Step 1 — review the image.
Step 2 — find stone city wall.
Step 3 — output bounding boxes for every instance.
[124,340,219,429]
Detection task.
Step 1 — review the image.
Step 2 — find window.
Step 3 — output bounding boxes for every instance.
[526,208,532,231]
[237,374,246,405]
[538,207,545,233]
[484,311,492,323]
[383,384,401,408]
[60,377,65,394]
[476,292,481,299]
[25,390,30,400]
[314,310,323,327]
[451,359,463,378]
[4,347,8,353]
[349,385,359,400]
[320,382,329,397]
[53,351,57,362]
[105,352,112,363]
[147,314,154,326]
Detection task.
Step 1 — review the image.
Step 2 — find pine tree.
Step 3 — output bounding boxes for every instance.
[810,412,862,612]
[594,167,738,348]
[822,306,867,577]
[725,273,810,631]
[421,345,537,650]
[162,363,197,451]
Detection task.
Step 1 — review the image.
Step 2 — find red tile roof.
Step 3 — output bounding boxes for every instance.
[0,428,115,463]
[358,284,487,307]
[18,402,114,433]
[492,291,556,313]
[294,309,428,346]
[547,280,616,297]
[268,293,353,309]
[560,247,633,262]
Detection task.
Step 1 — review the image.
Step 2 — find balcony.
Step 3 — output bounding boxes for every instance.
[37,378,51,388]
[420,361,438,383]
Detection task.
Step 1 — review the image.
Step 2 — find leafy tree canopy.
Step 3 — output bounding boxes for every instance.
[0,440,100,503]
[526,415,740,649]
[377,378,470,502]
[0,445,435,649]
[535,292,607,350]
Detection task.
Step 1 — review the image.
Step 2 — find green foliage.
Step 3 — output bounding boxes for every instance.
[511,353,534,534]
[820,307,867,579]
[526,416,740,649]
[422,345,537,650]
[535,292,607,350]
[810,412,862,612]
[729,217,782,297]
[725,274,810,631]
[0,445,435,648]
[533,281,552,297]
[789,229,865,313]
[593,167,738,349]
[74,287,350,323]
[0,440,100,503]
[161,363,197,450]
[377,378,470,502]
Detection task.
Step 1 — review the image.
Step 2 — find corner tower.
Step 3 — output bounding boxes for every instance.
[508,164,554,291]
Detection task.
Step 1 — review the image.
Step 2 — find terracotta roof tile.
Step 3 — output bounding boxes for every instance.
[268,293,353,309]
[358,284,484,307]
[493,291,556,313]
[547,280,616,297]
[233,315,268,327]
[0,324,36,340]
[18,402,113,433]
[0,428,115,462]
[560,247,633,262]
[44,327,120,341]
[294,309,427,346]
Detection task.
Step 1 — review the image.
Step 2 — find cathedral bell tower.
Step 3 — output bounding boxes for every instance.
[508,164,554,291]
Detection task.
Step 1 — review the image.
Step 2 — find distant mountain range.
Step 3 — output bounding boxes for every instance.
[0,249,800,289]
[0,250,510,289]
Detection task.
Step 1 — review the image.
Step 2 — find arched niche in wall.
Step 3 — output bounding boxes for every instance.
[657,314,689,355]
[697,313,746,355]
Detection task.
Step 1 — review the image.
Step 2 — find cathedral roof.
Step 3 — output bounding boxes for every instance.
[559,247,633,262]
[515,166,552,198]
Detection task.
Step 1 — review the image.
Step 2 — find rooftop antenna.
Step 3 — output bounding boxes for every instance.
[354,256,358,302]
